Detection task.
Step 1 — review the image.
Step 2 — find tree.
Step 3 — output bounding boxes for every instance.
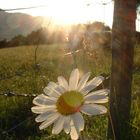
[0,39,8,48]
[108,0,136,140]
[84,22,111,51]
[9,35,26,47]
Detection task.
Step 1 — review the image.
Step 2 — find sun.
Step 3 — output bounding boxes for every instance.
[23,0,114,27]
[44,0,88,25]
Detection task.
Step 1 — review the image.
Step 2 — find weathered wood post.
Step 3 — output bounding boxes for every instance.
[108,0,136,139]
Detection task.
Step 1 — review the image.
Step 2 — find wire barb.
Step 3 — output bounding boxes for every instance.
[0,91,37,97]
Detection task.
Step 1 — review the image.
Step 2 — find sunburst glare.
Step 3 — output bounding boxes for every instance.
[1,0,114,27]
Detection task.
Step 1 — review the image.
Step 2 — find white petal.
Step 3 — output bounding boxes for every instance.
[80,76,104,95]
[49,84,64,96]
[80,104,107,116]
[31,106,56,114]
[43,86,51,95]
[45,83,64,97]
[69,69,79,90]
[39,94,57,101]
[44,87,60,99]
[33,94,56,106]
[84,89,109,103]
[52,115,65,134]
[72,112,84,131]
[35,111,57,122]
[63,116,71,134]
[77,72,91,90]
[55,85,66,94]
[43,87,59,98]
[58,76,69,89]
[80,84,96,95]
[48,82,58,89]
[86,76,104,86]
[39,112,60,130]
[70,120,79,140]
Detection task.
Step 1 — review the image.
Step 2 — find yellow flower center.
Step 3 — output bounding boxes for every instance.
[56,91,84,115]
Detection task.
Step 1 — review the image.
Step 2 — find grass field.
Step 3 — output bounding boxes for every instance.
[0,44,139,140]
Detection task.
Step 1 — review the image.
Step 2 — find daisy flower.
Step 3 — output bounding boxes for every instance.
[31,68,109,140]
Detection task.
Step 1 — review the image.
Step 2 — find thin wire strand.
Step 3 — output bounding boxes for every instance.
[108,110,116,140]
[0,5,46,12]
[2,115,35,135]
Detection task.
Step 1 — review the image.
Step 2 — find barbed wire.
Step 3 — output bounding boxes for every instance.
[0,91,37,97]
[0,74,110,98]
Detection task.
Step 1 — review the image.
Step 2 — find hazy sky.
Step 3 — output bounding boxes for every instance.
[1,0,114,26]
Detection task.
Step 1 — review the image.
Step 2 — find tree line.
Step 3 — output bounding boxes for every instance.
[0,27,66,48]
[0,22,111,49]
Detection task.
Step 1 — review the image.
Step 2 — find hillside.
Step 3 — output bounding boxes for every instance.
[0,10,45,40]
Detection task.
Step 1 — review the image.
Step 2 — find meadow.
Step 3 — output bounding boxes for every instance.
[0,43,139,140]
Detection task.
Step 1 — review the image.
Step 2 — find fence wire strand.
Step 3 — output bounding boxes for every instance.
[0,91,37,97]
[1,116,35,135]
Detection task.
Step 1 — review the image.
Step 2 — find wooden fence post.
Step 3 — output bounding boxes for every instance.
[108,0,136,139]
